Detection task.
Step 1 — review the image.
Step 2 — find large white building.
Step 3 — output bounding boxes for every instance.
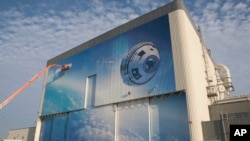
[33,0,235,141]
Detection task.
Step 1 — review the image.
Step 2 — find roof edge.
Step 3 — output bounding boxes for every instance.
[47,0,186,65]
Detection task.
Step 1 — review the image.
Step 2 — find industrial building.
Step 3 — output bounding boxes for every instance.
[203,94,250,141]
[2,0,249,141]
[33,0,235,141]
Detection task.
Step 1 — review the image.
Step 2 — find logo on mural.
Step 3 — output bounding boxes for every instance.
[120,42,160,86]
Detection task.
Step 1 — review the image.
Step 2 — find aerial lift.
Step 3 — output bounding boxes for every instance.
[0,64,71,109]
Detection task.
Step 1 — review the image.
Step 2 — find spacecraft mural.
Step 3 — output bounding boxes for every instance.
[39,14,191,141]
[41,15,175,115]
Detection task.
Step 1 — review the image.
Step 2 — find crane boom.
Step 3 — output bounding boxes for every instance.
[0,64,70,109]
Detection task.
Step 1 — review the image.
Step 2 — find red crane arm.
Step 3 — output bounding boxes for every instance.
[0,64,61,109]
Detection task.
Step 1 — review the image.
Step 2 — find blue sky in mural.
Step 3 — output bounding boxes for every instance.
[150,93,190,140]
[40,93,189,141]
[40,105,116,141]
[0,0,250,138]
[66,106,115,141]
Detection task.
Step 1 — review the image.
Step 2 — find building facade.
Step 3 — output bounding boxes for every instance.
[34,0,234,141]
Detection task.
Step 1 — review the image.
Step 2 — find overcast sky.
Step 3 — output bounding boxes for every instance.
[0,0,250,139]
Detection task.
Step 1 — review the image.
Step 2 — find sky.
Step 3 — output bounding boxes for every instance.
[0,0,249,139]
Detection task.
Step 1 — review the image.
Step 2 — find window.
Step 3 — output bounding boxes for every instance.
[85,75,97,108]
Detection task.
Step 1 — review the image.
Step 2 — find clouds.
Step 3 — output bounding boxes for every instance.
[189,0,250,94]
[191,0,250,36]
[66,105,115,141]
[0,0,169,63]
[0,0,165,68]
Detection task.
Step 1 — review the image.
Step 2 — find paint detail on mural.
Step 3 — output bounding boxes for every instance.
[120,42,160,86]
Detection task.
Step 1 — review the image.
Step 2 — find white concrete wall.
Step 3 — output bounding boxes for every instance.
[169,9,210,141]
[7,127,35,141]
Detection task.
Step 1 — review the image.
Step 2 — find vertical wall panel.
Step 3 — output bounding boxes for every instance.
[39,118,53,141]
[149,93,190,141]
[51,116,68,141]
[169,9,210,141]
[117,99,149,141]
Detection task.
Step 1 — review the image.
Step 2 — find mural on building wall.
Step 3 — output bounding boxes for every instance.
[40,92,190,141]
[41,15,175,115]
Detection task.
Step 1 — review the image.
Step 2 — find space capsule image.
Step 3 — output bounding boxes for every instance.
[120,42,160,86]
